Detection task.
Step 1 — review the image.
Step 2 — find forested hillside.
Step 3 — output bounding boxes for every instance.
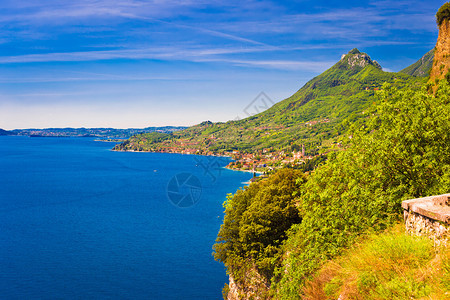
[114,49,423,159]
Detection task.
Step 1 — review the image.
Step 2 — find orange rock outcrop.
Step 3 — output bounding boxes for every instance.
[430,18,450,81]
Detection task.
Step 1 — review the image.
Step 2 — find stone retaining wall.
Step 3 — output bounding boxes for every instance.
[402,194,450,246]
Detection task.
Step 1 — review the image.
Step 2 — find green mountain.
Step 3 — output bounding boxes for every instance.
[114,49,423,156]
[400,48,434,77]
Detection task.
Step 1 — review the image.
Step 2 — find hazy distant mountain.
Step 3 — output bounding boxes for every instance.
[12,126,187,138]
[0,129,15,136]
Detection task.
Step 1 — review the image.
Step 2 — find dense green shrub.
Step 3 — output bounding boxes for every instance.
[437,2,450,26]
[213,168,306,282]
[275,81,450,298]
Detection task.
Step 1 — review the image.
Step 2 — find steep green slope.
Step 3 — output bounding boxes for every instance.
[215,81,450,299]
[400,48,435,77]
[114,49,423,155]
[275,81,450,298]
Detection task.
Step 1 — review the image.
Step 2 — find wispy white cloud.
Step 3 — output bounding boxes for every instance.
[11,92,91,98]
[0,74,194,83]
[0,45,334,73]
[0,46,266,63]
[194,57,334,72]
[215,7,436,41]
[0,0,272,49]
[0,0,440,55]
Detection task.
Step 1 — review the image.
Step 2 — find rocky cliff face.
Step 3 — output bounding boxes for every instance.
[430,18,450,81]
[340,48,382,70]
[226,270,270,300]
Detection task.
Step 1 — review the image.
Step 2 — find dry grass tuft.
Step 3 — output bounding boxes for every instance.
[303,224,450,300]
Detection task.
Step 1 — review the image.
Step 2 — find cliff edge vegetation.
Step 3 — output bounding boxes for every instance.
[215,80,450,299]
[437,2,450,26]
[303,224,450,299]
[214,169,306,299]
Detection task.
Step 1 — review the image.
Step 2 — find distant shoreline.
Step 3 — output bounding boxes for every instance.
[111,148,232,159]
[94,139,127,143]
[224,166,264,175]
[112,148,268,175]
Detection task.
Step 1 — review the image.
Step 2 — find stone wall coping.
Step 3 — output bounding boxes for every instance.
[402,194,450,223]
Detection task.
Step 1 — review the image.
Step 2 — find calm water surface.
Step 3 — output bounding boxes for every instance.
[0,136,252,299]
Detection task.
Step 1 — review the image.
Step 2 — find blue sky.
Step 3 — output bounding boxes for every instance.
[0,0,446,129]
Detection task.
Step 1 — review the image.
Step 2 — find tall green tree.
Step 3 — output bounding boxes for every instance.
[214,169,306,281]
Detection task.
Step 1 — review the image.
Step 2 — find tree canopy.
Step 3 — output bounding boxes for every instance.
[213,168,306,282]
[437,2,450,26]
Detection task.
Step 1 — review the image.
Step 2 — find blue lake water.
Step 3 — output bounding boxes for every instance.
[0,136,252,299]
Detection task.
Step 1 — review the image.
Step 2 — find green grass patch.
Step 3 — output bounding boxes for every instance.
[304,224,450,300]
